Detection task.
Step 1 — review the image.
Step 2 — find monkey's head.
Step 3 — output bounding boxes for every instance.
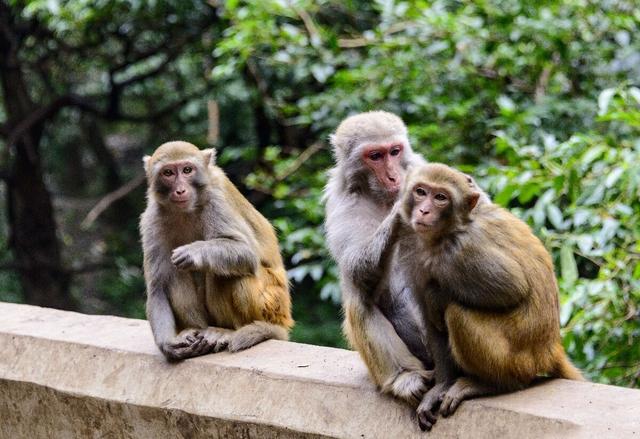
[143,141,216,211]
[400,163,480,237]
[330,111,415,198]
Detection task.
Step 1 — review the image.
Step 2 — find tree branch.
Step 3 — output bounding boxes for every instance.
[116,52,176,88]
[276,141,324,182]
[293,6,321,46]
[338,22,416,48]
[81,173,146,229]
[7,86,206,147]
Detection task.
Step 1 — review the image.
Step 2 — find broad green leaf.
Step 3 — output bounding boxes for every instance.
[560,245,579,287]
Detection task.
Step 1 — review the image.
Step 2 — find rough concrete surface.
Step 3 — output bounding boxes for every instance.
[0,302,638,438]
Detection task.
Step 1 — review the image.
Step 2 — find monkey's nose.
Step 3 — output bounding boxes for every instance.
[176,189,186,195]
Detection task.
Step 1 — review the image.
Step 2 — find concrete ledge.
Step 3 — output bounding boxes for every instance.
[0,302,638,438]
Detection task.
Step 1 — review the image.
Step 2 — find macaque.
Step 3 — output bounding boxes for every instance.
[140,141,293,361]
[396,163,584,430]
[324,111,434,406]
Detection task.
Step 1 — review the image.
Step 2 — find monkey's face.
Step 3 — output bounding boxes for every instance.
[154,160,203,211]
[408,183,452,234]
[361,142,405,194]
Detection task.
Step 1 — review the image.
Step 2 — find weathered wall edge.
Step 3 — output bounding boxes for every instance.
[1,302,638,438]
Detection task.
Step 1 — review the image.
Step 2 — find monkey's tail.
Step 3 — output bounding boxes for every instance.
[551,344,585,381]
[227,321,289,353]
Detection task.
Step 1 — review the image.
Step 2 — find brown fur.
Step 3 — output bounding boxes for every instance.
[141,141,292,360]
[396,163,583,430]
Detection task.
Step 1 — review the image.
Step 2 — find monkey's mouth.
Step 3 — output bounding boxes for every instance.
[413,220,435,231]
[171,199,191,208]
[385,182,401,193]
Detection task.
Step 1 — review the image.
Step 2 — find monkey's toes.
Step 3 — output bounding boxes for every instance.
[440,392,462,417]
[417,409,437,432]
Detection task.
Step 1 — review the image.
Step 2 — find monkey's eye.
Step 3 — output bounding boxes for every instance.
[162,169,174,177]
[416,187,427,196]
[368,151,383,161]
[435,193,448,201]
[183,166,193,174]
[390,147,401,156]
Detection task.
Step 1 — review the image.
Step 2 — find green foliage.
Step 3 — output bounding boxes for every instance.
[478,88,640,386]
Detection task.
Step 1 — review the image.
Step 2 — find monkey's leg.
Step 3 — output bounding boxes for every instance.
[439,376,495,416]
[225,321,289,352]
[443,304,536,414]
[344,298,433,407]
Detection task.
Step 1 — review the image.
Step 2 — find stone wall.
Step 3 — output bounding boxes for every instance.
[0,302,638,438]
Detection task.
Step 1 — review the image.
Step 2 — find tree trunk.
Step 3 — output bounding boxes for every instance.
[0,4,74,309]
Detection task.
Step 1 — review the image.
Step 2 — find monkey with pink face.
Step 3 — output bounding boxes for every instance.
[324,111,434,406]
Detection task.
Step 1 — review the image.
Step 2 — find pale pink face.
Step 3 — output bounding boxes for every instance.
[157,161,198,209]
[361,142,404,193]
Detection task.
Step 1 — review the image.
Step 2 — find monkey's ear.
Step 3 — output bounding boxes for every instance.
[142,155,151,175]
[468,192,480,211]
[201,148,217,166]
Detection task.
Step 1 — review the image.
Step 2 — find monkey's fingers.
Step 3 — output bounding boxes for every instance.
[189,337,209,356]
[171,254,194,270]
[172,338,208,359]
[168,340,190,349]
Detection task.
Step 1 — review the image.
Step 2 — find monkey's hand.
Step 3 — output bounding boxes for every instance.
[161,329,208,361]
[171,244,203,271]
[388,369,434,408]
[416,382,449,432]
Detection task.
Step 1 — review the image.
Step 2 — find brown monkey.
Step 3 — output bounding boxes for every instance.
[396,163,583,430]
[324,111,435,407]
[140,141,293,361]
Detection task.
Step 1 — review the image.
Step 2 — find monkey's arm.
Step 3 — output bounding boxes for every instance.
[442,242,529,310]
[146,277,177,347]
[329,198,403,293]
[171,234,259,277]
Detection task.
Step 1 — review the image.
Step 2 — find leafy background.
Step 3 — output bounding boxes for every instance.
[0,0,638,387]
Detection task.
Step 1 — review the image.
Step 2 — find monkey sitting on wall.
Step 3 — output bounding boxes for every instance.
[395,163,583,431]
[324,111,435,407]
[140,141,293,361]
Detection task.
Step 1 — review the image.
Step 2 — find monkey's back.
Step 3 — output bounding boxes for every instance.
[207,168,292,330]
[462,203,561,345]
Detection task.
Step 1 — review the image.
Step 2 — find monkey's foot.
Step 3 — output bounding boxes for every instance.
[162,330,208,361]
[416,382,449,431]
[201,328,232,353]
[440,377,491,417]
[388,369,434,408]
